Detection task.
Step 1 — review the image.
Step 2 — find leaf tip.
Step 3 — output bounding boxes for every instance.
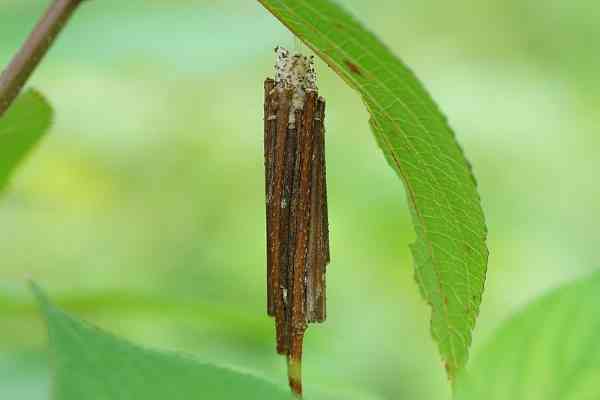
[26,87,54,126]
[28,280,52,315]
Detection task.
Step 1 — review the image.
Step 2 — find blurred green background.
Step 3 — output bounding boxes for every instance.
[1,0,599,399]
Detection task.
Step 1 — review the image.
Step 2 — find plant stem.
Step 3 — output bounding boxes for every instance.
[0,0,85,117]
[287,353,303,397]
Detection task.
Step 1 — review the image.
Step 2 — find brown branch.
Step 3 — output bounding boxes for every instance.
[0,0,85,117]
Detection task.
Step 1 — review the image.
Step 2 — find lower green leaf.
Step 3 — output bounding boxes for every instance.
[0,89,52,191]
[32,283,294,400]
[455,272,600,400]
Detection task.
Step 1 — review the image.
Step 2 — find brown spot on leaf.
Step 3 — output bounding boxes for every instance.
[444,296,449,306]
[344,60,363,76]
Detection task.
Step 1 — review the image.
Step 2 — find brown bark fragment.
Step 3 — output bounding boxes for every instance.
[264,79,276,317]
[266,83,293,355]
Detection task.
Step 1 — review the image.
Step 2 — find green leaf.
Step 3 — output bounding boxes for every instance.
[31,283,294,400]
[257,0,488,380]
[455,273,600,400]
[0,89,52,191]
